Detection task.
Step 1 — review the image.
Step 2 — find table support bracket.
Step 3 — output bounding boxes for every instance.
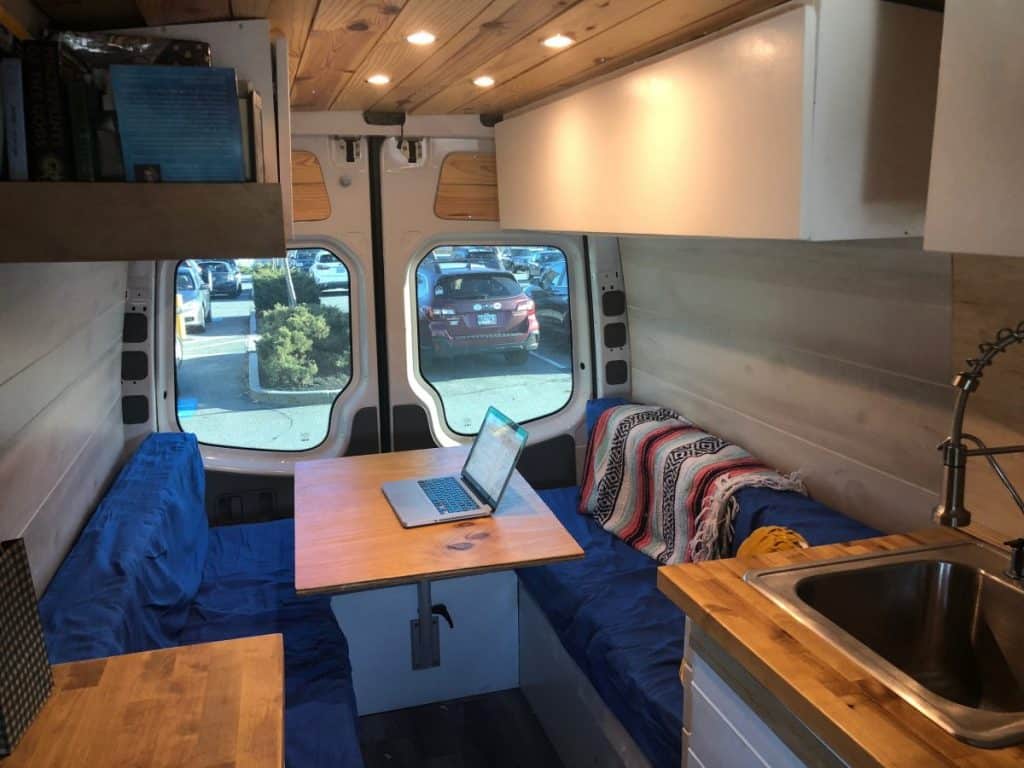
[410,580,440,670]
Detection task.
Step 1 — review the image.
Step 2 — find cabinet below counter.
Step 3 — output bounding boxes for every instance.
[659,528,1024,768]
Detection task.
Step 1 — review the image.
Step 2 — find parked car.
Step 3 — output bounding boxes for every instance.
[417,265,539,364]
[524,260,571,343]
[310,251,349,292]
[528,249,565,278]
[507,247,536,275]
[451,246,505,271]
[196,259,242,297]
[288,249,317,274]
[176,263,212,332]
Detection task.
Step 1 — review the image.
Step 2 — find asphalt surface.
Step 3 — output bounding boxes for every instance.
[177,277,572,449]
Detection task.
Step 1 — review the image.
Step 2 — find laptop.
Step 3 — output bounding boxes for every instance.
[383,407,528,528]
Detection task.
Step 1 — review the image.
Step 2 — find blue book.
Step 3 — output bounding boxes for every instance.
[110,65,244,182]
[1,58,28,180]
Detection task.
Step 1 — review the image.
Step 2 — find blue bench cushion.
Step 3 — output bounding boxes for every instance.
[520,486,685,768]
[180,519,363,768]
[40,432,208,661]
[521,484,883,768]
[39,433,363,768]
[729,487,881,555]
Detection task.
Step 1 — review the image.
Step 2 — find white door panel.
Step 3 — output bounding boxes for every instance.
[380,136,591,448]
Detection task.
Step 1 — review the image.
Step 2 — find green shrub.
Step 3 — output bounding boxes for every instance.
[251,268,319,312]
[257,304,351,390]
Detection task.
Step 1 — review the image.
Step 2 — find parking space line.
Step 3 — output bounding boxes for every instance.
[529,351,570,370]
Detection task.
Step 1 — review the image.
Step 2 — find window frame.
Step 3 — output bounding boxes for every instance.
[156,238,365,473]
[405,234,590,445]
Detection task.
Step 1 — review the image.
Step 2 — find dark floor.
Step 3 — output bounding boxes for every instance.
[359,689,564,768]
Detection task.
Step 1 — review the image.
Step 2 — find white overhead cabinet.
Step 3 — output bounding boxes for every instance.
[496,1,942,241]
[925,0,1024,258]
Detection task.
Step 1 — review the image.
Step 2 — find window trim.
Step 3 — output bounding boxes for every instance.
[404,235,589,446]
[156,238,367,473]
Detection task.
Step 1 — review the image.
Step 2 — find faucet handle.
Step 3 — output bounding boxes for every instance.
[1004,538,1024,580]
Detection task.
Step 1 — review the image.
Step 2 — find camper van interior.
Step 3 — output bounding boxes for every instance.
[2,0,1024,766]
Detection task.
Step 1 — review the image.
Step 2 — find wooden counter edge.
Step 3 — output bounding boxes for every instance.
[656,529,983,768]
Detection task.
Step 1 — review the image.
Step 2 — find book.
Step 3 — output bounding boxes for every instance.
[22,41,73,180]
[250,89,264,183]
[1,57,27,180]
[238,79,253,181]
[0,539,53,757]
[236,79,265,182]
[111,65,244,182]
[66,78,97,180]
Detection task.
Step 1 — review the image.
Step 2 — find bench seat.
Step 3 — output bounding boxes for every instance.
[38,433,363,768]
[522,484,880,768]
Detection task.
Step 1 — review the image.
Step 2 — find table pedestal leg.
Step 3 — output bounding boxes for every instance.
[410,580,440,669]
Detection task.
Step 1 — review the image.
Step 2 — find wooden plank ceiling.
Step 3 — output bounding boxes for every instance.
[33,0,784,115]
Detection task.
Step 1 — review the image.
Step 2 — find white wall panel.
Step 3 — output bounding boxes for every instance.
[0,261,127,593]
[925,0,1024,257]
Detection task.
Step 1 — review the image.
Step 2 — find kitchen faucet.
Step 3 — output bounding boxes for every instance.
[935,322,1024,578]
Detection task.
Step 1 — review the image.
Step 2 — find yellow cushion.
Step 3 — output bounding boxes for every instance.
[737,526,808,558]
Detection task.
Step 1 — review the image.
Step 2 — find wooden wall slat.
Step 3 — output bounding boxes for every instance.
[266,0,318,89]
[292,149,332,222]
[330,0,494,112]
[413,0,663,114]
[291,0,407,110]
[462,0,784,115]
[434,151,499,221]
[135,0,231,26]
[621,237,953,534]
[367,0,575,114]
[0,261,128,594]
[952,253,1024,539]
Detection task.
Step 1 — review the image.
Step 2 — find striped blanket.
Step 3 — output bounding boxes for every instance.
[579,404,806,563]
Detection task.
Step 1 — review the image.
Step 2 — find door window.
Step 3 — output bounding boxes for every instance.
[415,245,573,434]
[174,249,352,450]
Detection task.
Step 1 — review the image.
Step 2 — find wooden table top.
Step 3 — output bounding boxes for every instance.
[658,528,1024,768]
[294,447,584,594]
[6,634,284,768]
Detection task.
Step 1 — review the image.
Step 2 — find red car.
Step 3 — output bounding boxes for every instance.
[417,265,539,364]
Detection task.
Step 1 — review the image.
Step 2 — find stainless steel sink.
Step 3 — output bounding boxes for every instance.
[745,540,1024,747]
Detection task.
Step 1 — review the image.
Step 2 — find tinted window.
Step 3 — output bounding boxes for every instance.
[175,249,352,451]
[415,245,573,434]
[436,274,521,300]
[176,272,195,291]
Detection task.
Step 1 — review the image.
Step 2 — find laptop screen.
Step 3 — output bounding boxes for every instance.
[462,407,528,508]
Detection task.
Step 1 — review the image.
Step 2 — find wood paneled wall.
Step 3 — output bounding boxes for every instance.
[0,262,128,593]
[952,254,1024,539]
[621,237,954,534]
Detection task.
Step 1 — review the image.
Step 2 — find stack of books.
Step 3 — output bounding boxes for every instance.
[0,26,265,183]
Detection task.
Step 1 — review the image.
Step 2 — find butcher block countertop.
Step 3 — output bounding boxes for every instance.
[658,528,1024,768]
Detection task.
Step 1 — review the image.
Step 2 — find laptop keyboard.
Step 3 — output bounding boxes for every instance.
[418,477,478,514]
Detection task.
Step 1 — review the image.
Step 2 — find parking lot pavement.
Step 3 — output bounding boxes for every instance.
[420,342,573,433]
[176,282,573,450]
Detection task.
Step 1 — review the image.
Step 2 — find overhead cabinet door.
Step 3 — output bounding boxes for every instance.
[496,0,942,241]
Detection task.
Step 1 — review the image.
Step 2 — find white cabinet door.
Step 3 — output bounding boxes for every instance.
[925,0,1024,258]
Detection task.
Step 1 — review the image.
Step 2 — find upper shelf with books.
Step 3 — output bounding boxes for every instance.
[0,181,285,262]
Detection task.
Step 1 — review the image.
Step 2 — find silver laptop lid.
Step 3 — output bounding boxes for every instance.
[461,407,529,508]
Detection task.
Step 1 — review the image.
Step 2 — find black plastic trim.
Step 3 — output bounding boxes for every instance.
[582,235,598,398]
[368,136,392,452]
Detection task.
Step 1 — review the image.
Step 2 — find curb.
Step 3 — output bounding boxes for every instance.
[246,310,340,406]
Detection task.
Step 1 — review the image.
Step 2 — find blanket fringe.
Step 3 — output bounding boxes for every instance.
[688,471,806,562]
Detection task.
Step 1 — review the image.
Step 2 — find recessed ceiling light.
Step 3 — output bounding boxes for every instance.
[406,30,436,45]
[366,73,391,85]
[472,75,495,88]
[542,33,574,49]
